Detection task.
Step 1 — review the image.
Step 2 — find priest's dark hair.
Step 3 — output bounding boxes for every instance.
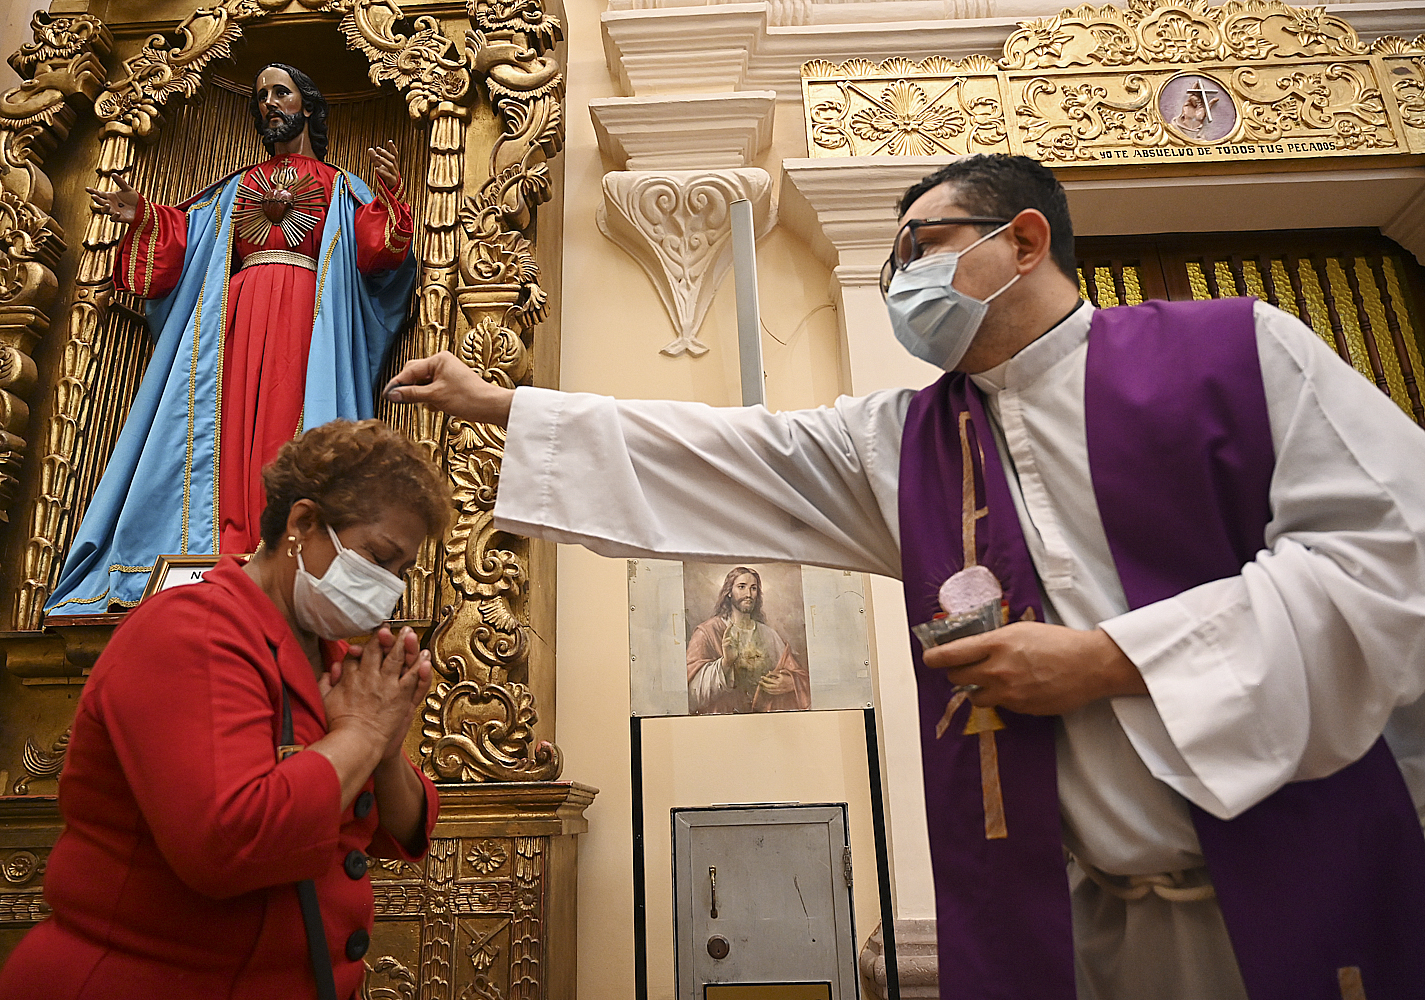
[249,63,329,161]
[898,154,1076,281]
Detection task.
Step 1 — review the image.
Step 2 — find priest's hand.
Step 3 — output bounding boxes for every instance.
[368,139,402,192]
[86,175,140,225]
[384,350,514,426]
[924,621,1149,716]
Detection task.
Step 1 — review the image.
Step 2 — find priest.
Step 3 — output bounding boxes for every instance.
[384,154,1425,999]
[47,63,416,614]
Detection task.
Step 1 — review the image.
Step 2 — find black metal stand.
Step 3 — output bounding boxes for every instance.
[631,715,648,1000]
[628,710,901,1000]
[863,708,900,1000]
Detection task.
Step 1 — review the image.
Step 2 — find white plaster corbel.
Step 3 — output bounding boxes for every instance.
[590,92,777,170]
[598,168,776,357]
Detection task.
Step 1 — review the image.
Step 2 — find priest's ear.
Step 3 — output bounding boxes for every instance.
[1006,208,1055,276]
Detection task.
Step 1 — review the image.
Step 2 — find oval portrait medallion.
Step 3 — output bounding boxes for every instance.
[1159,73,1237,144]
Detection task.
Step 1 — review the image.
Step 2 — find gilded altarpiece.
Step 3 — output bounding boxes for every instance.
[803,0,1425,167]
[0,2,593,995]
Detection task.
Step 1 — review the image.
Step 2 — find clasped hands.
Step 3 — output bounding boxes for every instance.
[319,625,431,763]
[924,621,1148,717]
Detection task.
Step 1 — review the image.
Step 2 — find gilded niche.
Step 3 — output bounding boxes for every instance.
[802,0,1425,165]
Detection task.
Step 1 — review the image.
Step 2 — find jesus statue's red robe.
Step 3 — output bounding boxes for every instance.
[114,152,413,553]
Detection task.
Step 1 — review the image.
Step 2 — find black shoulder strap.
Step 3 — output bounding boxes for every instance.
[270,641,339,1000]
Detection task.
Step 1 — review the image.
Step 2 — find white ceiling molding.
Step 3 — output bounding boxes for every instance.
[602,1,1424,102]
[590,92,778,170]
[1371,181,1425,266]
[781,156,1425,269]
[597,168,778,356]
[607,0,994,28]
[779,156,956,270]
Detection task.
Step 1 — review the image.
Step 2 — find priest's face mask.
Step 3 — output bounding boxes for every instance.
[881,184,1021,371]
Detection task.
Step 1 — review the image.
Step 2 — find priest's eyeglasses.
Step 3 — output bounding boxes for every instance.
[880,216,1010,297]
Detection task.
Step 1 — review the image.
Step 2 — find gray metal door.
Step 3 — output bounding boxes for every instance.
[672,804,858,1000]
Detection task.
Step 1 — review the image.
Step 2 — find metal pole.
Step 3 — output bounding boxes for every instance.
[631,715,648,1000]
[729,198,765,408]
[864,708,901,1000]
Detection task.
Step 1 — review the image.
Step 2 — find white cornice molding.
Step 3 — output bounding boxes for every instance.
[1383,184,1425,266]
[1064,166,1425,245]
[780,156,956,269]
[597,168,778,356]
[602,1,1425,102]
[607,0,993,27]
[602,5,767,96]
[781,156,1425,270]
[590,92,778,170]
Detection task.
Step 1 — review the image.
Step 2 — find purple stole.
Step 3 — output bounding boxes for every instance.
[898,298,1425,1000]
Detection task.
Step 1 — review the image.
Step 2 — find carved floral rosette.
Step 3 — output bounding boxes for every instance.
[801,0,1425,166]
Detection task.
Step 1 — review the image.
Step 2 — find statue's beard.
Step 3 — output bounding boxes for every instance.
[259,108,306,147]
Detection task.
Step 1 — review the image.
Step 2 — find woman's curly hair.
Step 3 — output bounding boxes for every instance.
[260,419,451,549]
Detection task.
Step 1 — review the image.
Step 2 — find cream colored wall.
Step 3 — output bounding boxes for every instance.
[0,1,49,91]
[555,2,884,997]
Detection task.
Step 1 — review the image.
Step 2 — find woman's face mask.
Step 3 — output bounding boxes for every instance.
[292,524,406,639]
[884,221,1020,371]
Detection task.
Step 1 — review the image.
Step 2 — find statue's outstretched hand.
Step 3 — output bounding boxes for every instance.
[368,139,402,192]
[86,175,140,225]
[384,351,514,427]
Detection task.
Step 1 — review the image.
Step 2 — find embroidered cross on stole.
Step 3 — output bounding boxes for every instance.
[927,410,1031,841]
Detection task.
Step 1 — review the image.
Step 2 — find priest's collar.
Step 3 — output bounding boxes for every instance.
[970,299,1093,395]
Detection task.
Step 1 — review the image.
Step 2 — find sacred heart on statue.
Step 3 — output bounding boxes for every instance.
[261,186,294,223]
[235,163,325,247]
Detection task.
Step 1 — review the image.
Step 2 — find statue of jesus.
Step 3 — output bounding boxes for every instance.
[46,63,418,615]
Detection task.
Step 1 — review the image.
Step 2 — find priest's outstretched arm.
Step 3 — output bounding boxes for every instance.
[385,309,1425,822]
[384,351,907,576]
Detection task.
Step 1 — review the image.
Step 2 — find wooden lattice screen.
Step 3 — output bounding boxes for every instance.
[1075,230,1425,425]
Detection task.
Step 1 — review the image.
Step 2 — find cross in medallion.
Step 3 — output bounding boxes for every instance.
[1185,79,1219,123]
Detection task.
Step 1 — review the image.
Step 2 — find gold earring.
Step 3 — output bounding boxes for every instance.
[286,535,302,558]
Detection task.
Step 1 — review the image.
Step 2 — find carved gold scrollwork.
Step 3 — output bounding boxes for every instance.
[343,0,476,624]
[13,727,69,794]
[422,680,560,782]
[340,0,473,119]
[94,6,250,140]
[362,956,419,1000]
[804,1,1425,165]
[0,13,108,578]
[1374,35,1425,150]
[414,0,564,785]
[998,0,1366,72]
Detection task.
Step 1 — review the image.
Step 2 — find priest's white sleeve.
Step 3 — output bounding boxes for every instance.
[1102,301,1425,821]
[493,385,910,577]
